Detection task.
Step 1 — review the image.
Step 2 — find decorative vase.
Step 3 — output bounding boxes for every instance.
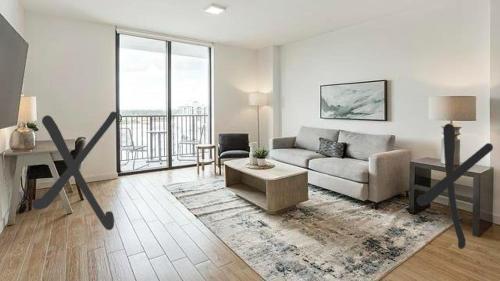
[257,158,267,167]
[249,142,258,165]
[10,125,36,151]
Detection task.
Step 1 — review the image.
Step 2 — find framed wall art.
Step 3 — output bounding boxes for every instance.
[320,80,387,121]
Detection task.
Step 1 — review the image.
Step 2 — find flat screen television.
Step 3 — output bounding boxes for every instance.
[0,13,28,129]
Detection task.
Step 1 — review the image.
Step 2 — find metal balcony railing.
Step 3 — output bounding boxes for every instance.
[119,114,209,166]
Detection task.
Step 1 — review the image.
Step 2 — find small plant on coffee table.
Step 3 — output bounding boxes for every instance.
[253,148,268,159]
[253,148,269,166]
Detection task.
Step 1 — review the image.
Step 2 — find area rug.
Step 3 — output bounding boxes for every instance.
[164,178,452,281]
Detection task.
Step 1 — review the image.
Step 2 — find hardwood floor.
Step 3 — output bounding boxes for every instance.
[0,166,499,281]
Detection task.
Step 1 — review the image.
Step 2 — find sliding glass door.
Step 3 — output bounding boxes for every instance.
[171,42,211,167]
[117,33,211,173]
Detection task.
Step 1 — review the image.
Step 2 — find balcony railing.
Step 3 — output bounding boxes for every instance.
[119,114,209,167]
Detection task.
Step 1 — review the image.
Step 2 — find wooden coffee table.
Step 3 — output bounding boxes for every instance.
[224,158,308,214]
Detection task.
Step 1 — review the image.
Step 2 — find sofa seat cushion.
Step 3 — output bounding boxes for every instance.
[308,157,369,183]
[295,126,340,151]
[270,148,325,168]
[220,150,249,159]
[338,130,395,161]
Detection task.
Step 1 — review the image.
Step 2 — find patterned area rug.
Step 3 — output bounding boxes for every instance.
[164,178,452,281]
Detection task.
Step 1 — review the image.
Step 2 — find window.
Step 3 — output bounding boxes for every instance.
[117,33,211,173]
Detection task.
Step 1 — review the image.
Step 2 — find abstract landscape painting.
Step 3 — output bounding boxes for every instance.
[320,80,387,120]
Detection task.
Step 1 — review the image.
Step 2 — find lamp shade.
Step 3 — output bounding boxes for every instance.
[249,92,267,106]
[428,96,476,121]
[18,96,37,124]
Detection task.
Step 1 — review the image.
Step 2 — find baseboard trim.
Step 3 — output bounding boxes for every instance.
[434,195,472,212]
[0,172,118,234]
[493,213,500,225]
[36,172,118,189]
[434,195,500,225]
[86,173,119,182]
[0,212,8,234]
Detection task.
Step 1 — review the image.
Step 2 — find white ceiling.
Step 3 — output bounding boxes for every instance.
[21,0,421,49]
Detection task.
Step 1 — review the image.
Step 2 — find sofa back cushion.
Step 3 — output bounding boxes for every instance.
[296,126,339,151]
[338,130,395,160]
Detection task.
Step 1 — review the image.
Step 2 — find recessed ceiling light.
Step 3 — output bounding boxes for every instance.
[205,4,226,15]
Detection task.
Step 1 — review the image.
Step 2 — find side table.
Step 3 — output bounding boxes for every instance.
[196,144,216,174]
[408,157,493,237]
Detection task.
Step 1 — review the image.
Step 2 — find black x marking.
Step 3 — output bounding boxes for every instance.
[417,124,492,248]
[33,112,116,229]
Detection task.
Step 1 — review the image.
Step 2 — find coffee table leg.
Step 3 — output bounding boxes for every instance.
[224,165,241,186]
[266,173,308,213]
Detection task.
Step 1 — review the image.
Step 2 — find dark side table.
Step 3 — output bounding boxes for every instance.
[408,157,493,237]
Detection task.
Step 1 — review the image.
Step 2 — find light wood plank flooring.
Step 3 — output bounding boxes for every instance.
[0,166,498,281]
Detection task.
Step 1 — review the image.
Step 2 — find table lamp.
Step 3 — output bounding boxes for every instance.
[10,95,37,151]
[249,92,267,147]
[428,96,476,165]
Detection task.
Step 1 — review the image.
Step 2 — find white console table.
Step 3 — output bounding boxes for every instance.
[4,139,75,225]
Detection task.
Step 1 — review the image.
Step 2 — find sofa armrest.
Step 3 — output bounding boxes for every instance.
[270,136,296,149]
[368,149,411,203]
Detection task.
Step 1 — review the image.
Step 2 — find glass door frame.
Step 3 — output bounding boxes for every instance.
[115,32,212,175]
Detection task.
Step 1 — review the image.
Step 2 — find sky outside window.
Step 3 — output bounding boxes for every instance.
[119,35,209,115]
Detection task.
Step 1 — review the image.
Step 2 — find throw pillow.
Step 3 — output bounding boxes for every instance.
[318,137,346,158]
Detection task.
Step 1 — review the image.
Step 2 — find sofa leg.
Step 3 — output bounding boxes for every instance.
[371,202,379,210]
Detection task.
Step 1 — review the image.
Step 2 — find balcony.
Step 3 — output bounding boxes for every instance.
[119,113,209,172]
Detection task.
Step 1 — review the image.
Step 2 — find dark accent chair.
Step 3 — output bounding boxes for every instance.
[26,137,86,210]
[217,134,250,174]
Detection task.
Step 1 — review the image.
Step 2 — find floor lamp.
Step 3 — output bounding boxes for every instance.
[249,92,267,147]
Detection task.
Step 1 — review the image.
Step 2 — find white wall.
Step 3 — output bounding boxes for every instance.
[257,46,281,147]
[22,13,261,183]
[256,47,272,147]
[0,0,24,34]
[491,0,500,223]
[0,0,25,231]
[23,12,117,182]
[279,0,494,217]
[213,44,259,144]
[280,0,490,160]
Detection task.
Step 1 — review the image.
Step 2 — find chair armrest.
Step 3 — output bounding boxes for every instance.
[368,149,411,203]
[270,136,296,149]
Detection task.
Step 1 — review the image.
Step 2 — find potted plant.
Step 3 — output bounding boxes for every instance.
[253,148,268,166]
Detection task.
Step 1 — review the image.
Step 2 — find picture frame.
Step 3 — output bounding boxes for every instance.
[320,80,387,121]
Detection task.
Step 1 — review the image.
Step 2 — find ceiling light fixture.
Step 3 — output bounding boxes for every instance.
[205,4,226,15]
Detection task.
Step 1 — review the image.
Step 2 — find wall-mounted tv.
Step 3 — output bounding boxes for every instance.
[0,13,28,129]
